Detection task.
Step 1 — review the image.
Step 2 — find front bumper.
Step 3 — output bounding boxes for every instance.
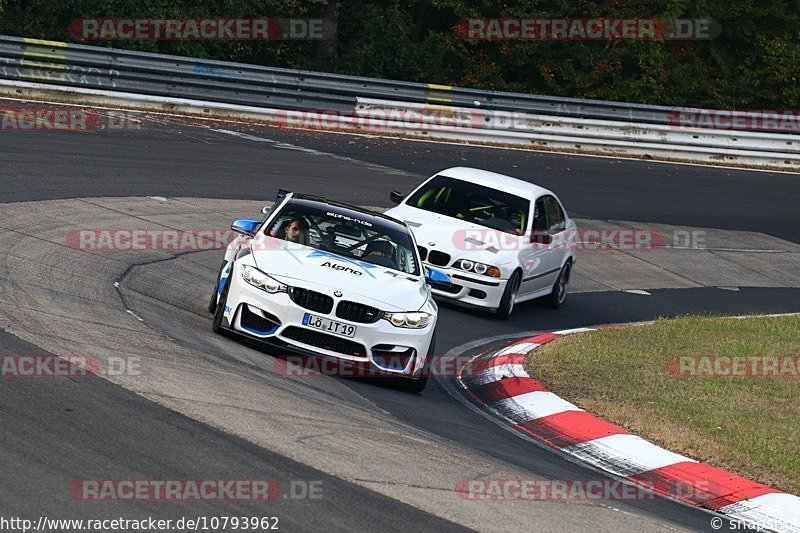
[427,264,508,310]
[222,266,435,377]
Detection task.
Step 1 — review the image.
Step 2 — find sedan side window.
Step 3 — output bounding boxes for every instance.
[543,195,566,234]
[532,197,549,236]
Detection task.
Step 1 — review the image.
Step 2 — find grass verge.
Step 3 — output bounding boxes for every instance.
[525,315,800,494]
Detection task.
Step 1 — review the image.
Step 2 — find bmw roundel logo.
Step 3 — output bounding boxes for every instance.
[334,290,343,297]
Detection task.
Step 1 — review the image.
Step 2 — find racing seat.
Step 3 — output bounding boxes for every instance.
[362,240,399,269]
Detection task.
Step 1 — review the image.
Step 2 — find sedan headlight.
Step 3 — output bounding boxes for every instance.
[242,265,287,293]
[384,312,430,329]
[455,259,501,278]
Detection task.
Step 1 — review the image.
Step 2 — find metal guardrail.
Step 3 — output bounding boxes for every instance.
[0,35,675,121]
[0,34,798,170]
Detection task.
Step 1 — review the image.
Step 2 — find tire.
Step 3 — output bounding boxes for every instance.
[391,330,435,393]
[547,261,571,309]
[212,271,232,334]
[208,261,227,314]
[496,270,521,320]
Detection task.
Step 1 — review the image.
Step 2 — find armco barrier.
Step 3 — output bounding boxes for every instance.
[1,35,798,170]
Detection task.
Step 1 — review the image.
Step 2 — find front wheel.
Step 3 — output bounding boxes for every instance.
[546,261,571,309]
[496,270,521,320]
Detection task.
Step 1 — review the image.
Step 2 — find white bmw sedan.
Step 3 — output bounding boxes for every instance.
[210,191,449,392]
[385,167,577,319]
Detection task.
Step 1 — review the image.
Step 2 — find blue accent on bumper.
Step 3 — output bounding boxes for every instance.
[371,351,412,372]
[240,324,279,336]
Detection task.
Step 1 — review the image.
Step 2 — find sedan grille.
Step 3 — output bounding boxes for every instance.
[289,287,334,314]
[427,250,451,267]
[336,300,382,324]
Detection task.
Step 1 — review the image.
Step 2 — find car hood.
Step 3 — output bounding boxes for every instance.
[249,235,428,312]
[385,204,521,264]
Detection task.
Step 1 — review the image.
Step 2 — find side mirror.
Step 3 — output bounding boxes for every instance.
[390,191,404,205]
[425,266,452,288]
[531,232,552,245]
[231,219,260,236]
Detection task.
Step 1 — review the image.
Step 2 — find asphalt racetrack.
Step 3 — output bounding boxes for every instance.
[1,106,798,532]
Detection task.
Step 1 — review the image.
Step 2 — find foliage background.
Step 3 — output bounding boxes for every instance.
[0,0,797,108]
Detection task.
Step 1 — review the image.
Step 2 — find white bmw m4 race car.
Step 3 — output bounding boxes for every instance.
[209,191,450,392]
[385,167,577,319]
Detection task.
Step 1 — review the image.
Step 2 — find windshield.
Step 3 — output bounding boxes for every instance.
[265,199,421,275]
[406,175,530,235]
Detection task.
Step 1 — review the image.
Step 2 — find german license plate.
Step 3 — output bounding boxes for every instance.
[302,313,357,338]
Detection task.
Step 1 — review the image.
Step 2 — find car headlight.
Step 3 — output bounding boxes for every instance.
[242,265,287,293]
[383,312,430,329]
[456,259,501,278]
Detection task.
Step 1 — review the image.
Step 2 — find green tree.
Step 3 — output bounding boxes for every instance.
[1,0,799,109]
